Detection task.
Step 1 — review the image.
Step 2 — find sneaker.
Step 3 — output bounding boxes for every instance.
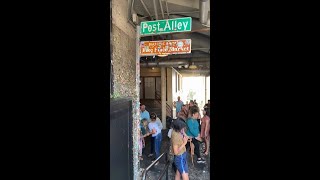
[197,158,206,163]
[148,154,154,157]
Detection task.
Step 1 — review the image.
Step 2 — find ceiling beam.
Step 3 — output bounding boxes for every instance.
[139,0,154,20]
[138,11,200,19]
[165,0,199,9]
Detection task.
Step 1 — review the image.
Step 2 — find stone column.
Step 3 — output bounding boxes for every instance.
[132,26,140,180]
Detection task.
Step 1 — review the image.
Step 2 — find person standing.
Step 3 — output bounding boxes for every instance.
[140,104,150,122]
[150,112,163,132]
[189,100,194,108]
[185,106,205,163]
[193,99,198,107]
[177,105,188,121]
[148,113,163,158]
[194,105,201,132]
[200,107,210,155]
[139,118,151,160]
[171,119,190,180]
[174,96,184,114]
[148,113,163,164]
[140,104,154,158]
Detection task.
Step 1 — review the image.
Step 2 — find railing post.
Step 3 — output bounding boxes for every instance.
[165,153,168,180]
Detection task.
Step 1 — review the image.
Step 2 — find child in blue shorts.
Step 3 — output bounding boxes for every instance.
[171,119,190,180]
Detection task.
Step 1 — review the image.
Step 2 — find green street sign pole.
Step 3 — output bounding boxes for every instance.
[140,17,192,36]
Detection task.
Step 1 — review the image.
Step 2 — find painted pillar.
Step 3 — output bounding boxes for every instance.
[161,67,166,129]
[166,68,173,118]
[132,25,140,180]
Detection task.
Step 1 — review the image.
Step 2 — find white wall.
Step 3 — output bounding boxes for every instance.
[206,76,210,103]
[182,76,207,115]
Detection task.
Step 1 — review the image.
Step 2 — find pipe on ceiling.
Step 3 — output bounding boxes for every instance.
[145,52,209,61]
[149,57,210,61]
[200,0,210,27]
[165,0,170,19]
[140,60,188,67]
[178,69,210,74]
[153,0,159,20]
[140,58,210,67]
[159,0,165,19]
[156,57,210,62]
[139,11,200,19]
[139,0,154,20]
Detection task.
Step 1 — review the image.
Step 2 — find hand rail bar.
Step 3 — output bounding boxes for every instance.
[141,152,169,180]
[157,159,170,180]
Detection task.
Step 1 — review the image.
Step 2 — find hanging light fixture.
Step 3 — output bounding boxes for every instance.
[189,62,197,69]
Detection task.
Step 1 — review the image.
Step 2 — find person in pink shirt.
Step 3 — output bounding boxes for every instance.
[177,105,189,121]
[200,107,210,155]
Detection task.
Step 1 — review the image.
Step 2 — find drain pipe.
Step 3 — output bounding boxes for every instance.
[200,0,210,27]
[127,0,137,27]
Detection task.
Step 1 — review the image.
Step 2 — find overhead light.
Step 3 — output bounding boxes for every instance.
[157,53,169,57]
[189,62,197,69]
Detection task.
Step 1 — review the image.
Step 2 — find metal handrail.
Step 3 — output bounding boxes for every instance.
[141,152,169,180]
[157,159,170,180]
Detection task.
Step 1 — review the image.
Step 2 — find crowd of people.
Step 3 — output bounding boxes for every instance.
[172,97,211,180]
[139,97,211,180]
[139,105,163,164]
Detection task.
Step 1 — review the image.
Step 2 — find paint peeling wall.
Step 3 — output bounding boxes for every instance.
[112,0,136,97]
[112,25,136,97]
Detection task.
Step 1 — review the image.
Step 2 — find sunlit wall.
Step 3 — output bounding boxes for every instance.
[181,76,210,116]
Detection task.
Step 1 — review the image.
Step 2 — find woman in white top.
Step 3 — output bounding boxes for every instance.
[148,113,163,161]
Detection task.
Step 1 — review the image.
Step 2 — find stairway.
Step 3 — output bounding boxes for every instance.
[147,107,162,120]
[141,99,163,120]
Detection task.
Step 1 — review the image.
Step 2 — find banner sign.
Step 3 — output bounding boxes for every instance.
[140,39,192,56]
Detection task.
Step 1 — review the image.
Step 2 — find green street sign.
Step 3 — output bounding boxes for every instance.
[140,17,192,35]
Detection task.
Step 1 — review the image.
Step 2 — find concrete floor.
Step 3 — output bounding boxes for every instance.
[139,129,211,180]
